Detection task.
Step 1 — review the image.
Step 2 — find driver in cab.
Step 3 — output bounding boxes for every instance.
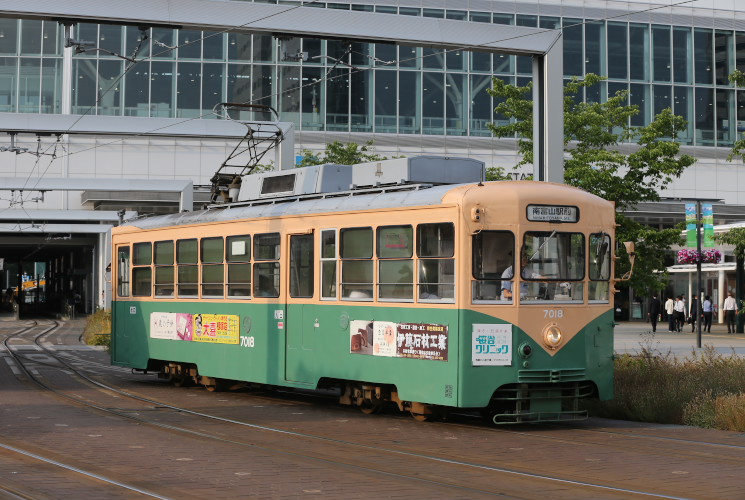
[501,250,542,300]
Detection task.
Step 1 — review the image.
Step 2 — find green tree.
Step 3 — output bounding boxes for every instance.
[715,227,745,333]
[715,227,745,262]
[296,140,387,167]
[724,69,745,332]
[487,74,696,295]
[728,69,745,162]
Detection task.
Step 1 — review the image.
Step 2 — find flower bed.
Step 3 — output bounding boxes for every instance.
[677,249,722,264]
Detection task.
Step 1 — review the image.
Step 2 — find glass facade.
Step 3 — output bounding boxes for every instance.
[0,6,743,147]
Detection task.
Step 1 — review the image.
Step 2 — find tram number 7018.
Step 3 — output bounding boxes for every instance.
[543,309,564,319]
[240,336,255,347]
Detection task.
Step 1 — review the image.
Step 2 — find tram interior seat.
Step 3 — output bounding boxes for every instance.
[348,289,372,299]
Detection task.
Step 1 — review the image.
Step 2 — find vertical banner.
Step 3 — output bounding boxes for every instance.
[702,203,714,248]
[685,203,697,248]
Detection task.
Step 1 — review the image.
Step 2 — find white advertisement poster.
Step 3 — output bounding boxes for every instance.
[150,312,180,340]
[472,324,513,366]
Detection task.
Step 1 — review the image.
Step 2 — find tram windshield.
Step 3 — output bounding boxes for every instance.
[518,231,585,303]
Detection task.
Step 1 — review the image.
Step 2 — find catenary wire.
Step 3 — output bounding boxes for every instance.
[5,0,702,212]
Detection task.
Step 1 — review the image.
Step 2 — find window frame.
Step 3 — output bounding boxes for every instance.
[253,232,280,298]
[340,226,374,301]
[200,236,225,298]
[290,233,314,298]
[471,230,515,304]
[153,240,174,297]
[176,238,199,298]
[377,224,414,302]
[132,241,153,297]
[226,234,252,299]
[116,245,131,298]
[320,228,338,301]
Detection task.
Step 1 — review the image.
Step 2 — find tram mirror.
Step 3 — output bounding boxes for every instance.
[105,263,112,283]
[618,242,636,282]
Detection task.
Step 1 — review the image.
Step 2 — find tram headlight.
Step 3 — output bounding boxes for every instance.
[542,324,563,350]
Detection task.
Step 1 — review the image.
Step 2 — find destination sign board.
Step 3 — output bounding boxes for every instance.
[526,204,579,223]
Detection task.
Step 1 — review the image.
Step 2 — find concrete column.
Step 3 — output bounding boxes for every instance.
[718,269,726,323]
[532,37,564,184]
[687,272,693,304]
[62,25,74,210]
[61,24,73,115]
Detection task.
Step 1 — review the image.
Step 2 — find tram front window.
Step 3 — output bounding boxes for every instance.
[520,231,585,303]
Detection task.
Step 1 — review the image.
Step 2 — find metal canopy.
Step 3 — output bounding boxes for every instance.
[0,0,560,55]
[0,112,291,139]
[0,0,564,183]
[0,177,194,212]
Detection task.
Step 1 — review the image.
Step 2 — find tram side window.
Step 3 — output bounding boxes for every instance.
[117,246,130,297]
[253,233,280,298]
[154,240,174,297]
[589,233,611,302]
[226,235,251,297]
[177,239,198,297]
[472,231,514,302]
[378,225,413,301]
[290,234,314,298]
[340,227,373,300]
[132,242,152,297]
[201,237,225,297]
[417,222,455,302]
[320,229,337,300]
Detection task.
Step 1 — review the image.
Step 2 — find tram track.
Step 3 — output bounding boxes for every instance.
[35,335,745,468]
[2,321,733,500]
[1,321,180,500]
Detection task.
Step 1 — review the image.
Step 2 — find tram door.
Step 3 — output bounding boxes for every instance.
[111,245,131,364]
[285,233,316,383]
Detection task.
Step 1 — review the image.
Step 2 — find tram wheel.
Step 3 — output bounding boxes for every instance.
[410,411,431,422]
[205,378,231,392]
[170,373,190,387]
[359,399,384,415]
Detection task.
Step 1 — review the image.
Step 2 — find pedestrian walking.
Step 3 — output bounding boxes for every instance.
[674,296,686,332]
[665,296,675,332]
[723,292,738,334]
[648,294,661,333]
[689,294,698,333]
[702,295,713,333]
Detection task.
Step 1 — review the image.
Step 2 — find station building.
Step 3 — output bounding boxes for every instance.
[0,0,744,317]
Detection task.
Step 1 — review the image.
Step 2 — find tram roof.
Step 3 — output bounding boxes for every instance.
[121,182,458,231]
[118,180,612,232]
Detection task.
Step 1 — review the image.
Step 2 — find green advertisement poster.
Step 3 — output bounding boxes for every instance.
[685,203,696,248]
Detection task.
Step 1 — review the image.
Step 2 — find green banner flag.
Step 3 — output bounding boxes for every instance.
[686,203,696,248]
[703,203,714,248]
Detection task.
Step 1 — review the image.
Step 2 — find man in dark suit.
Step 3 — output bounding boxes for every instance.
[689,294,699,333]
[648,294,661,333]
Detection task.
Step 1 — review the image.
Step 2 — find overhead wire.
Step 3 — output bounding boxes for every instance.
[4,0,703,212]
[11,0,327,210]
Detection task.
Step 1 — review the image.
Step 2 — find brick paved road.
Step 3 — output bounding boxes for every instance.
[2,316,745,500]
